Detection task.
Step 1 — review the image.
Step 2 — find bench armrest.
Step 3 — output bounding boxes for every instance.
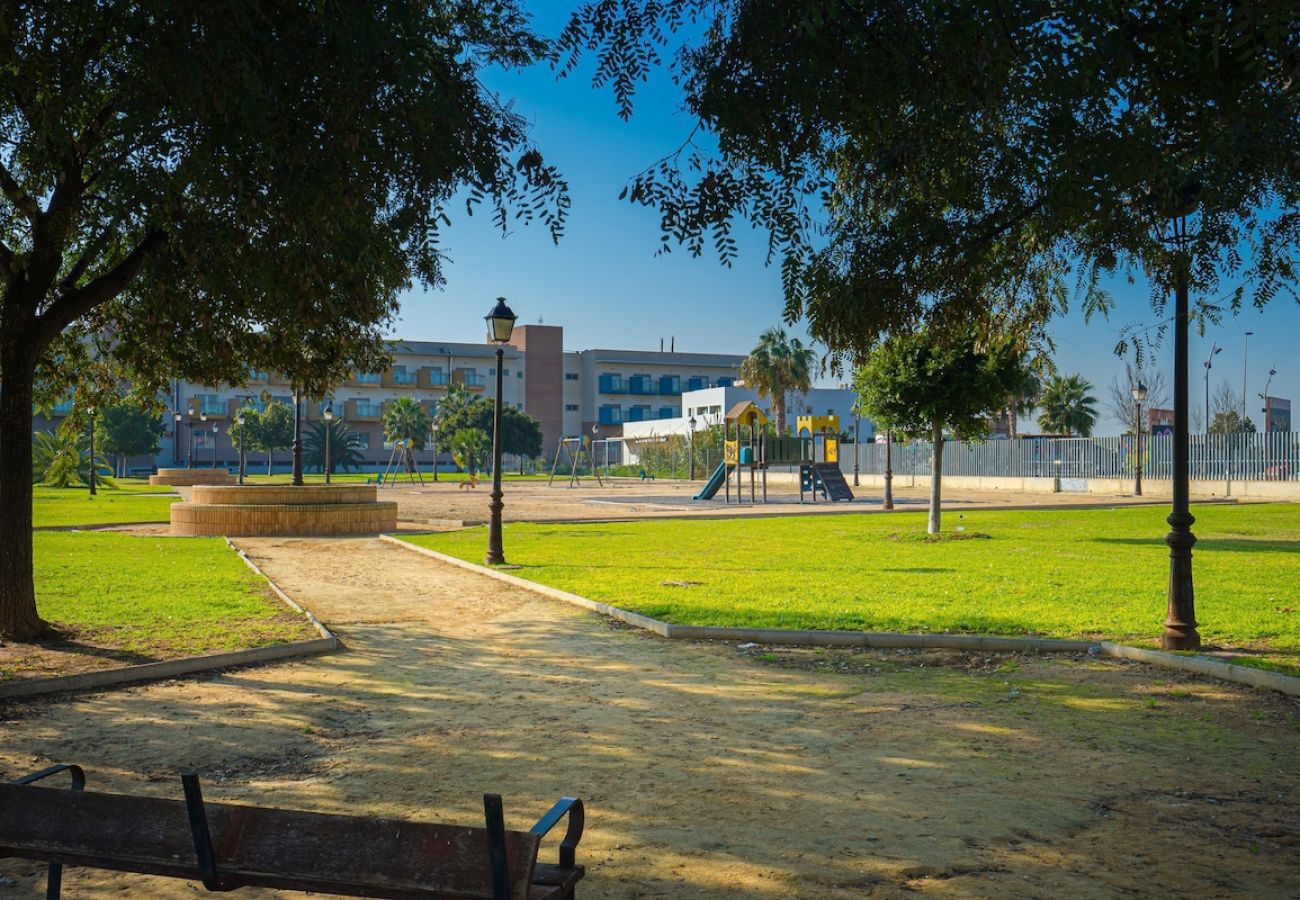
[11,764,85,790]
[529,797,584,869]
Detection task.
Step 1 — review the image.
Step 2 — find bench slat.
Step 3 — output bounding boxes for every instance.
[0,785,541,899]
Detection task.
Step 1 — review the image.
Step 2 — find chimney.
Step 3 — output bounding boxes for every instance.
[671,336,675,352]
[660,338,664,352]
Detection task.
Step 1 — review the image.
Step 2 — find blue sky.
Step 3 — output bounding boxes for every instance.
[392,5,1298,434]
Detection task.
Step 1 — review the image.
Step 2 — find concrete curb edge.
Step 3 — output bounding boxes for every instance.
[0,542,339,702]
[381,535,1300,698]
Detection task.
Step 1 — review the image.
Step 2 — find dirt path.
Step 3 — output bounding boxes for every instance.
[2,537,1298,898]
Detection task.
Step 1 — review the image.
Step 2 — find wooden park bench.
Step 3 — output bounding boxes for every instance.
[1,764,584,899]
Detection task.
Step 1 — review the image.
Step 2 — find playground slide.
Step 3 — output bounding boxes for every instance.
[693,462,732,501]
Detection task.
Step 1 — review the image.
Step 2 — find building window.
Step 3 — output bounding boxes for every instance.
[517,371,524,378]
[598,373,625,394]
[356,371,382,385]
[565,403,579,412]
[598,405,623,425]
[392,366,415,385]
[716,377,734,387]
[628,405,652,422]
[353,399,381,417]
[354,432,370,450]
[629,374,655,395]
[195,394,224,415]
[564,372,580,381]
[687,376,708,391]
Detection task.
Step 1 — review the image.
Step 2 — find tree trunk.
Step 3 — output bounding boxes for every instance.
[267,451,273,476]
[774,395,785,436]
[0,354,45,640]
[928,418,943,534]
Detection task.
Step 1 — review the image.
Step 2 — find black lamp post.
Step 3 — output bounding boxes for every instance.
[323,402,334,485]
[210,422,219,468]
[173,411,183,466]
[291,388,304,486]
[1132,382,1148,497]
[688,414,697,480]
[235,411,247,485]
[188,407,199,467]
[87,406,97,497]
[1164,223,1200,650]
[883,430,894,511]
[484,296,517,566]
[1260,366,1276,431]
[431,416,440,482]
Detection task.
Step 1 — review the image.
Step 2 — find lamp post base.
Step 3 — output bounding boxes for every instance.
[1163,510,1201,650]
[486,494,505,565]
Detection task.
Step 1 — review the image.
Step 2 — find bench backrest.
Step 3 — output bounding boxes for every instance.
[0,783,541,899]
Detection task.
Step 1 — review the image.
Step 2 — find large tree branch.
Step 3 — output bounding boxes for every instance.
[34,228,165,347]
[0,158,40,225]
[55,216,122,295]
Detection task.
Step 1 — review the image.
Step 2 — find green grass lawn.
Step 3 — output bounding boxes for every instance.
[32,485,179,528]
[401,503,1300,670]
[1,531,317,680]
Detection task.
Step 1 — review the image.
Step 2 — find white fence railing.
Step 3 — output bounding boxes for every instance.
[850,433,1300,482]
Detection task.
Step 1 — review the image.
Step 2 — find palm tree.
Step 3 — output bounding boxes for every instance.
[32,429,115,488]
[1004,368,1041,439]
[1037,374,1098,436]
[304,420,367,474]
[438,382,474,419]
[739,327,816,434]
[449,427,490,474]
[382,396,431,450]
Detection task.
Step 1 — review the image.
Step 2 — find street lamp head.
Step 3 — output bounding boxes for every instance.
[174,412,182,423]
[187,406,194,417]
[688,415,696,430]
[323,402,334,422]
[591,423,600,435]
[200,411,208,422]
[1131,382,1148,403]
[485,296,517,344]
[235,414,244,426]
[211,422,219,433]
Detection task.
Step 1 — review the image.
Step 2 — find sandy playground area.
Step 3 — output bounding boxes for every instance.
[2,535,1298,897]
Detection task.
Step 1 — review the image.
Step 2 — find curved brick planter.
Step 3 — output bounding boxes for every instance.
[149,467,236,487]
[171,484,397,536]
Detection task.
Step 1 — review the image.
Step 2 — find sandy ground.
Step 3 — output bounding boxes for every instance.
[384,478,1177,527]
[2,537,1297,898]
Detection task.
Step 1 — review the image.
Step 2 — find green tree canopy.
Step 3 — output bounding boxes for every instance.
[1037,375,1100,437]
[563,1,1300,360]
[739,327,816,434]
[96,400,164,473]
[32,428,114,489]
[1,2,569,639]
[437,397,543,460]
[382,397,432,451]
[449,427,491,475]
[251,401,296,476]
[854,329,1028,532]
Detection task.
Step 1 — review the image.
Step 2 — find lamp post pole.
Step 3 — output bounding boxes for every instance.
[1241,332,1253,421]
[323,403,334,484]
[484,297,517,566]
[431,418,440,482]
[173,412,183,467]
[291,388,304,486]
[188,407,198,467]
[87,406,97,497]
[1132,382,1147,497]
[1203,342,1221,432]
[211,423,219,468]
[688,415,697,480]
[235,411,247,485]
[883,430,894,510]
[1164,239,1200,650]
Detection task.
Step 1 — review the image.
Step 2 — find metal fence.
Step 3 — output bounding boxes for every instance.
[850,432,1300,482]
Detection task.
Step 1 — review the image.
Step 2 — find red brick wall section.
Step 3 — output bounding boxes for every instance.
[509,324,564,460]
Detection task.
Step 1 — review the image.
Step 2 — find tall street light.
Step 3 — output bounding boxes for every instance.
[430,411,440,483]
[173,411,183,466]
[1260,366,1277,431]
[1203,342,1222,432]
[1241,331,1253,420]
[688,414,697,480]
[210,422,219,468]
[883,431,894,511]
[87,406,97,497]
[235,410,247,485]
[1132,382,1148,497]
[484,296,517,566]
[322,402,334,485]
[1164,219,1200,651]
[291,388,304,486]
[852,413,861,487]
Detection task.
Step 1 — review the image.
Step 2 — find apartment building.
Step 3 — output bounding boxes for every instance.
[36,324,747,472]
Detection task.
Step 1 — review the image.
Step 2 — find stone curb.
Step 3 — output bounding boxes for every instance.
[34,521,171,532]
[0,542,339,702]
[381,535,1300,698]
